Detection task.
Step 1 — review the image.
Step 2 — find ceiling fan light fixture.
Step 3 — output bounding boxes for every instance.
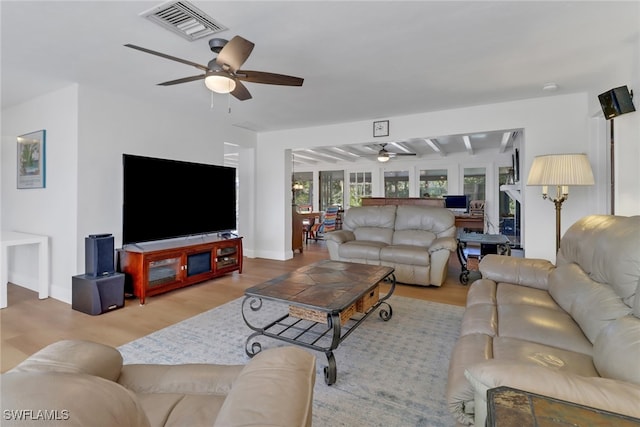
[377,153,390,162]
[204,75,236,93]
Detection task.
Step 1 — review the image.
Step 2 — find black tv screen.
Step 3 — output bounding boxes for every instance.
[444,195,468,210]
[122,154,236,245]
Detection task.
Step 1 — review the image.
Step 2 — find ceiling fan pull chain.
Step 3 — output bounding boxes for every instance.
[228,92,232,114]
[210,91,214,109]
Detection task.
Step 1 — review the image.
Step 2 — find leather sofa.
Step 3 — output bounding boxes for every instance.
[446,214,640,426]
[325,205,457,286]
[1,340,316,427]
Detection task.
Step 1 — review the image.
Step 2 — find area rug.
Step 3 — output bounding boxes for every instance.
[118,295,463,427]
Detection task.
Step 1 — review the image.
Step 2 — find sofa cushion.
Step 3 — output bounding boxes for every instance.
[593,315,640,385]
[380,244,430,266]
[497,304,592,356]
[497,282,561,311]
[549,264,633,343]
[557,215,640,307]
[337,240,386,260]
[353,227,394,244]
[135,393,226,427]
[492,337,598,376]
[343,206,396,229]
[392,229,436,248]
[394,205,456,237]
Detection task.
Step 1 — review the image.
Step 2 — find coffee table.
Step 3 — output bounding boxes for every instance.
[242,260,395,385]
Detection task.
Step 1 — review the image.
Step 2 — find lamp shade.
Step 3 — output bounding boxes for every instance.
[527,153,595,186]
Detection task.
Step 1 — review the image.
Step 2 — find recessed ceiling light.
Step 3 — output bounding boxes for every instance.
[543,82,558,92]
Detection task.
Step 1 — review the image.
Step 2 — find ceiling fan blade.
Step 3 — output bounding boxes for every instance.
[216,36,255,73]
[158,74,207,86]
[236,70,304,86]
[231,80,252,101]
[124,44,209,73]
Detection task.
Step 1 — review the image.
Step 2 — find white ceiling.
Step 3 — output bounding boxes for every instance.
[2,1,638,149]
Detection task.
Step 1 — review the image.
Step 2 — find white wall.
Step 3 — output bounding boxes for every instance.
[1,85,79,299]
[2,83,638,303]
[256,93,607,262]
[1,84,257,304]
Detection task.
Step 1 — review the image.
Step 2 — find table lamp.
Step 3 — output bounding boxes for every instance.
[527,153,594,253]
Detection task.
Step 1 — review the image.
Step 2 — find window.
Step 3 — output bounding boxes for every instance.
[319,170,344,211]
[463,167,486,201]
[384,170,409,198]
[349,172,372,207]
[419,169,448,198]
[292,171,313,207]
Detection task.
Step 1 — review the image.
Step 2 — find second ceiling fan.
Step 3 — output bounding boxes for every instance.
[373,143,417,162]
[125,35,303,100]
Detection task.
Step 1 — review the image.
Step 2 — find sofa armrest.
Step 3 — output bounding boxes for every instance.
[214,347,316,427]
[9,339,123,382]
[324,229,354,244]
[479,254,555,290]
[428,236,457,254]
[464,360,640,426]
[1,372,151,427]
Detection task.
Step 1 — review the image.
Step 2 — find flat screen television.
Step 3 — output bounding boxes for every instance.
[122,154,236,245]
[444,195,469,211]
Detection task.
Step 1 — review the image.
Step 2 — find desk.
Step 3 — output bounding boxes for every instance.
[1,231,49,308]
[487,386,640,426]
[454,214,484,232]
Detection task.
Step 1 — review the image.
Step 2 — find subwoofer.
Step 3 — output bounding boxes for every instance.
[72,273,125,315]
[85,234,115,277]
[598,86,635,119]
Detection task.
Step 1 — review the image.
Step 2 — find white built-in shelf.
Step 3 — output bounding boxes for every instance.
[500,183,521,203]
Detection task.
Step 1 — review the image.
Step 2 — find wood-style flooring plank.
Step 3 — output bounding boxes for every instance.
[1,242,468,372]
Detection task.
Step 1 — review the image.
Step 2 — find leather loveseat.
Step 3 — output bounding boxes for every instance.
[325,205,457,286]
[446,214,640,426]
[1,340,316,427]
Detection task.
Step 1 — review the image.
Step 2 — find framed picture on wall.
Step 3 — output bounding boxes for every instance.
[17,129,46,189]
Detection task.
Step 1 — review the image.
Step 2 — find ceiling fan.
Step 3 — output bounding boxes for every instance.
[124,35,303,101]
[372,143,417,162]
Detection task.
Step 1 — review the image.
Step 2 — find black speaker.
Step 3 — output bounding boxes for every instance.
[85,234,115,277]
[598,86,635,119]
[72,273,125,315]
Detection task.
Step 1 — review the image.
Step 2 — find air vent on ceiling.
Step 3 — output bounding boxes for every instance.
[140,1,227,41]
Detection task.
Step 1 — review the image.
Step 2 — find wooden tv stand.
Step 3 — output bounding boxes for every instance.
[117,235,243,305]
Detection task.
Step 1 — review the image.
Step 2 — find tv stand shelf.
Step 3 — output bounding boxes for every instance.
[117,236,242,305]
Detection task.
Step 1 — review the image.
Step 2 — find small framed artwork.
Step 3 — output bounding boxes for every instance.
[17,129,46,189]
[373,120,389,137]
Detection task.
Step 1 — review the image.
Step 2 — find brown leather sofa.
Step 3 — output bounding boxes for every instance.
[446,214,640,426]
[325,205,457,286]
[1,340,316,427]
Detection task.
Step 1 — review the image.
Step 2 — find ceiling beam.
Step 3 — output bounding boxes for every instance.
[423,138,446,157]
[463,135,474,155]
[389,141,412,153]
[292,153,320,164]
[499,132,511,153]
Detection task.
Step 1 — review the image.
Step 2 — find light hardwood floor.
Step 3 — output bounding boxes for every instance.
[1,242,469,373]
